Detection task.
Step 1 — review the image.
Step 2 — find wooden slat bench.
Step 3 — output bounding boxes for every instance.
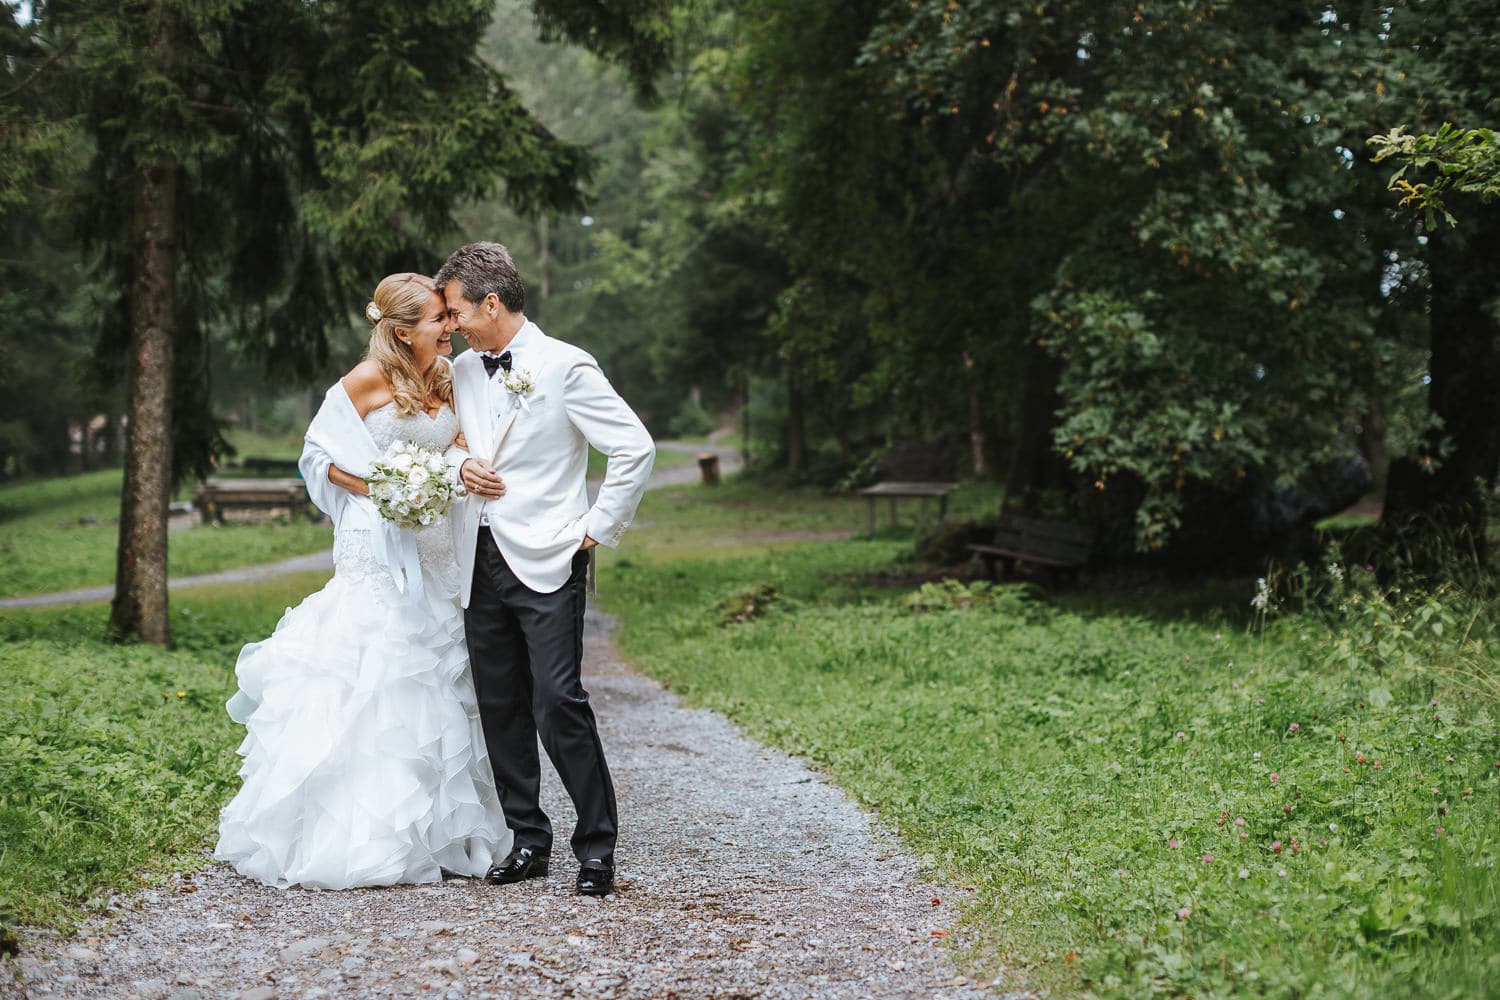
[858,481,959,536]
[192,477,314,524]
[968,513,1095,583]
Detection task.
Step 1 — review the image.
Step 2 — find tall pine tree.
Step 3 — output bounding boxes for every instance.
[9,0,669,643]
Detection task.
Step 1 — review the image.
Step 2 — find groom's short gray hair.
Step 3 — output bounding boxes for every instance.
[435,242,526,313]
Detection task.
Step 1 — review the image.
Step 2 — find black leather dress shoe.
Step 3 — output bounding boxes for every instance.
[576,859,614,897]
[485,847,550,884]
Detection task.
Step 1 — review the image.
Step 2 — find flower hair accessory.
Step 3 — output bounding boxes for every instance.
[364,302,383,323]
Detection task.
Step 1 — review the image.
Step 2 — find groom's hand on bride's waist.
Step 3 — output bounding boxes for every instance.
[460,458,507,499]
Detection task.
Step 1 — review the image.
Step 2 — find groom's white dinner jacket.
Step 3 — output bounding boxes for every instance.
[445,320,654,603]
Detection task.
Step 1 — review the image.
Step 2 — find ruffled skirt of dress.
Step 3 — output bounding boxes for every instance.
[214,531,510,889]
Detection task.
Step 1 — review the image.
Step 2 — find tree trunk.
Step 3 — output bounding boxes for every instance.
[739,373,751,468]
[964,350,987,479]
[110,158,176,645]
[1360,400,1388,493]
[1382,203,1500,563]
[1002,347,1068,513]
[537,214,551,315]
[785,365,806,474]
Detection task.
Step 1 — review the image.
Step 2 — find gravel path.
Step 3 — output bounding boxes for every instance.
[646,441,743,490]
[3,610,1015,1000]
[0,553,338,610]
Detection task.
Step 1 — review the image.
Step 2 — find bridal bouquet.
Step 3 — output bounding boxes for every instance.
[365,440,458,528]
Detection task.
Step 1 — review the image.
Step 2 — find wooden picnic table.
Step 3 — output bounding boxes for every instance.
[857,480,959,536]
[192,477,314,524]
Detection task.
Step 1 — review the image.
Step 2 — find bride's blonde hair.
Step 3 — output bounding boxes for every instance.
[364,272,453,416]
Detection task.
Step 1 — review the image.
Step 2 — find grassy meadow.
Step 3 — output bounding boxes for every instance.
[2,470,1496,999]
[597,484,1500,998]
[0,574,331,940]
[0,471,332,597]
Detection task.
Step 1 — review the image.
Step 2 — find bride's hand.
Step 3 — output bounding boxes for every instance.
[460,458,506,499]
[454,431,469,451]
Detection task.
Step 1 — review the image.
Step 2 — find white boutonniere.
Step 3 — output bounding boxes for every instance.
[501,367,535,411]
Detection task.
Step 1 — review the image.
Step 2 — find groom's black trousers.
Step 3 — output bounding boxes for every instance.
[465,538,617,865]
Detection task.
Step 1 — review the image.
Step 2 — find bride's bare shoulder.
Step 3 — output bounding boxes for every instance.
[340,360,394,417]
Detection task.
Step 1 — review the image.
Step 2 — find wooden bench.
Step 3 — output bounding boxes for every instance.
[192,478,314,524]
[968,513,1095,582]
[858,481,959,536]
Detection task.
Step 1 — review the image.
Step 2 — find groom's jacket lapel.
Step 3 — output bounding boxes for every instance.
[487,326,546,463]
[488,389,521,463]
[457,353,495,461]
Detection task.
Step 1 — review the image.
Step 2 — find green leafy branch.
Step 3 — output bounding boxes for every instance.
[1369,123,1500,227]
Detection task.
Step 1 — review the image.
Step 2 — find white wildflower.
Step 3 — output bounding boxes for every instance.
[1250,577,1270,610]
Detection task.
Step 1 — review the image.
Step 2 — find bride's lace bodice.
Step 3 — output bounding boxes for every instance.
[363,400,461,453]
[333,402,463,598]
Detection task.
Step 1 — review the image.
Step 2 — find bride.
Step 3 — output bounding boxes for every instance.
[215,272,512,889]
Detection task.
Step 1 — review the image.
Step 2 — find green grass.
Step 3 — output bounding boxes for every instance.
[585,443,694,480]
[223,427,307,463]
[599,476,1003,565]
[598,538,1500,997]
[0,572,331,935]
[0,470,332,597]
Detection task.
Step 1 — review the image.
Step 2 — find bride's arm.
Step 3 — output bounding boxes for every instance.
[327,464,369,497]
[319,360,395,496]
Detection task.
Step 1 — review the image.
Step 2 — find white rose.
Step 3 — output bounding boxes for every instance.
[392,453,414,472]
[408,466,429,486]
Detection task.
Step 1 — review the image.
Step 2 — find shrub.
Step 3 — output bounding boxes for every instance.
[901,579,1052,617]
[667,398,717,439]
[715,583,780,625]
[914,517,996,565]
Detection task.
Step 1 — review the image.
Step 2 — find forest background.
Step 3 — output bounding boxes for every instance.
[5,3,1500,996]
[5,1,1499,630]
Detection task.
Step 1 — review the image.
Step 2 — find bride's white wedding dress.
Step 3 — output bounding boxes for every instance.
[215,402,511,889]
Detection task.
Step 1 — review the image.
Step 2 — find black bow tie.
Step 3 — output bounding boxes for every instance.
[482,351,512,377]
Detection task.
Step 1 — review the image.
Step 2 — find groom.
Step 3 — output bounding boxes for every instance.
[438,242,654,897]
